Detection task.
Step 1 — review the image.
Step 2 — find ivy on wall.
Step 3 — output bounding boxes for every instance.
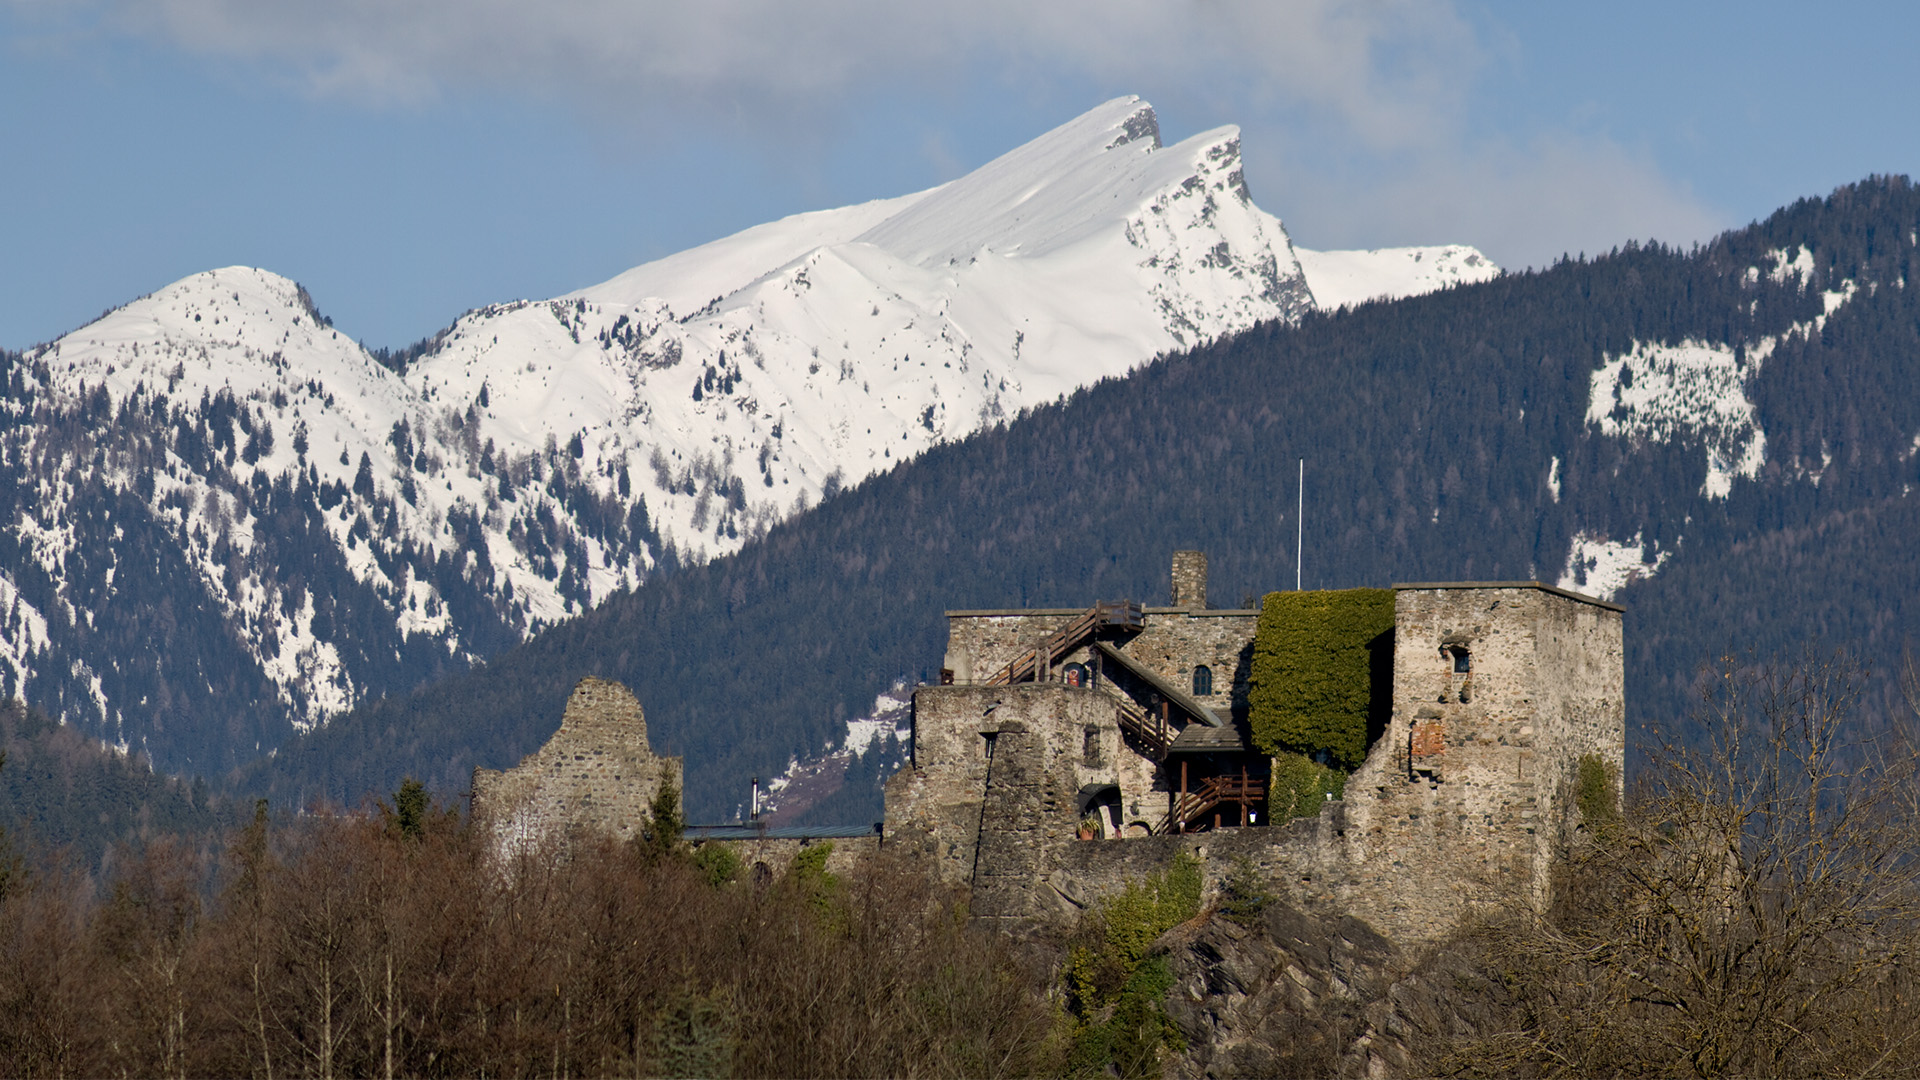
[1248,589,1395,769]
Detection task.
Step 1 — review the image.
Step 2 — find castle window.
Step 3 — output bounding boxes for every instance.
[1450,646,1471,674]
[1083,727,1102,766]
[1064,662,1088,688]
[1192,664,1213,697]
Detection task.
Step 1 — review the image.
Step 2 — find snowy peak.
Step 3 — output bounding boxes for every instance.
[9,95,1501,760]
[853,96,1175,265]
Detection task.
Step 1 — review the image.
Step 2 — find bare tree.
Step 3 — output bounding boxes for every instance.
[1425,649,1920,1078]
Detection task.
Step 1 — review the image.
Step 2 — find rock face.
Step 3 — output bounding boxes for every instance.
[472,677,682,849]
[1158,905,1399,1079]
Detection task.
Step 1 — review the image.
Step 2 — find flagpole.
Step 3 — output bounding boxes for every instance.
[1296,458,1303,591]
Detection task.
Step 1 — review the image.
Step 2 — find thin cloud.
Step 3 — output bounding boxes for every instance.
[1259,132,1725,268]
[44,0,1478,141]
[13,0,1724,267]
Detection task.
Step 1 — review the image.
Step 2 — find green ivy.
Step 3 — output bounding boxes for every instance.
[1248,589,1395,769]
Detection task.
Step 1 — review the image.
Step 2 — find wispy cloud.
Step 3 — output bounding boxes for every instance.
[13,0,1725,265]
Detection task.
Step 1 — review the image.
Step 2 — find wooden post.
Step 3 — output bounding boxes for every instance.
[1167,757,1182,834]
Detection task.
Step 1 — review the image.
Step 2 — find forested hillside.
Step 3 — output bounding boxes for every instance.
[251,178,1920,821]
[0,700,238,874]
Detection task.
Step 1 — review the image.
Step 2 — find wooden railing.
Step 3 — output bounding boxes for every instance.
[984,601,1142,686]
[1154,774,1266,835]
[1111,695,1173,760]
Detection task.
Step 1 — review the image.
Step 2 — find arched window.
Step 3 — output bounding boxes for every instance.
[1192,664,1213,697]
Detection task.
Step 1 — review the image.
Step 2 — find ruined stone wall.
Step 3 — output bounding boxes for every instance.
[1116,610,1259,719]
[942,607,1259,719]
[908,584,1625,948]
[1530,589,1628,860]
[472,677,684,849]
[691,835,880,881]
[1171,550,1209,609]
[887,682,1170,896]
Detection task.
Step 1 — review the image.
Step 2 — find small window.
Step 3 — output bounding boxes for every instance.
[1063,662,1088,688]
[1083,727,1102,766]
[1192,664,1213,697]
[1450,647,1471,674]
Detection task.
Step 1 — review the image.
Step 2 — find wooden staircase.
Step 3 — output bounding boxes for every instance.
[1154,774,1266,835]
[984,601,1143,686]
[1111,695,1173,760]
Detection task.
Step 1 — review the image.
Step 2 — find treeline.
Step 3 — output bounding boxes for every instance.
[0,797,1057,1079]
[0,700,237,877]
[250,177,1920,821]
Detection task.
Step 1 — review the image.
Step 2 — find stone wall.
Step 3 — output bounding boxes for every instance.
[893,579,1627,949]
[942,608,1259,719]
[1114,610,1259,719]
[1333,584,1624,939]
[473,677,684,850]
[887,683,1167,894]
[690,835,880,881]
[941,610,1080,684]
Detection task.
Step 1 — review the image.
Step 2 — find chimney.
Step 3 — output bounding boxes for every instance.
[1171,551,1208,609]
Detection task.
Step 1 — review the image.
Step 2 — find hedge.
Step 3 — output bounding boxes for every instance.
[1248,588,1395,769]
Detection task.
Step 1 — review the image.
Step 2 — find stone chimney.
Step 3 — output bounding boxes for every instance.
[1171,550,1208,609]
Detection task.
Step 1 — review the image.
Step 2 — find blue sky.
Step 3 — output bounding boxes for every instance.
[3,1,1915,351]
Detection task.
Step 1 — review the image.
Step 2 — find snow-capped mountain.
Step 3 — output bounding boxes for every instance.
[3,96,1496,771]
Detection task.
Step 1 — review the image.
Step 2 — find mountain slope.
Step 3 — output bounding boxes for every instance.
[2,96,1492,775]
[246,178,1920,822]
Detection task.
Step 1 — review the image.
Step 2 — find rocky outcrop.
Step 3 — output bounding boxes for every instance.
[1158,903,1398,1078]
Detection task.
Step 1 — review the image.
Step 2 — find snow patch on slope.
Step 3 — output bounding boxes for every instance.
[1586,266,1859,500]
[1558,531,1670,601]
[0,570,50,700]
[1587,339,1772,499]
[1295,245,1498,310]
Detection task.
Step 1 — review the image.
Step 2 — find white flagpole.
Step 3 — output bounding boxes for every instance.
[1296,458,1304,591]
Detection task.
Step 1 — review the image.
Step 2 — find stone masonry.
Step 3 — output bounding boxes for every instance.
[887,561,1626,948]
[473,677,684,850]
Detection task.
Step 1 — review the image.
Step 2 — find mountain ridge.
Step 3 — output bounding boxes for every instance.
[244,176,1920,821]
[1,96,1494,773]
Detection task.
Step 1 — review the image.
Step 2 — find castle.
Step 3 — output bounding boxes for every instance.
[477,552,1624,946]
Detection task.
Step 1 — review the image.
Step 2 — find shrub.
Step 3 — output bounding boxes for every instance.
[1574,753,1619,831]
[1219,856,1273,928]
[1065,855,1203,1077]
[1268,751,1347,820]
[691,843,740,887]
[1248,588,1394,768]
